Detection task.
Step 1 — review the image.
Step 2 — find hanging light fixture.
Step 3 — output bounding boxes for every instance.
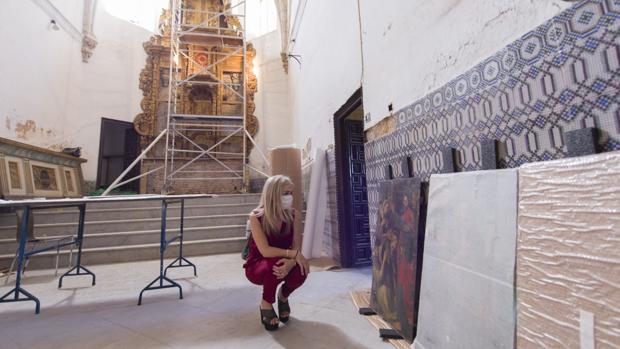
[49,19,60,31]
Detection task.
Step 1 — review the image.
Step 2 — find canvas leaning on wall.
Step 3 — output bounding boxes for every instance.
[370,178,423,343]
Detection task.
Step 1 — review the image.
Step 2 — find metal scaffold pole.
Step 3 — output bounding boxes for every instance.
[103,0,269,196]
[163,0,250,193]
[162,0,178,193]
[241,0,248,189]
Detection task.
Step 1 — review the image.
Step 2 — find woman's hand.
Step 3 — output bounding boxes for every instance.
[272,258,296,279]
[294,251,310,276]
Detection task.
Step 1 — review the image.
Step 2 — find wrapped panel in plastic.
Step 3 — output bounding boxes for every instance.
[517,151,620,348]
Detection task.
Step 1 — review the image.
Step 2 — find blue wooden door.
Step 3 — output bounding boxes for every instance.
[340,120,371,266]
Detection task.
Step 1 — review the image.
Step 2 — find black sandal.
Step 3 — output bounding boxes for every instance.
[278,296,291,323]
[260,307,279,331]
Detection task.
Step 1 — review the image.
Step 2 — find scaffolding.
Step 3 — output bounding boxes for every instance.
[103,0,270,196]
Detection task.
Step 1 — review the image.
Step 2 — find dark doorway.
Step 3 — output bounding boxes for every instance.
[334,88,371,267]
[96,118,140,193]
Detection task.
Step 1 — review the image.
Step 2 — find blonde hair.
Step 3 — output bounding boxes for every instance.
[256,175,295,236]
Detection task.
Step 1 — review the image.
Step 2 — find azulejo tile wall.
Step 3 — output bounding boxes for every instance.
[365,0,620,240]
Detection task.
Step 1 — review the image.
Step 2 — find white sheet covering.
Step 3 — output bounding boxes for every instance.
[302,148,327,258]
[414,169,518,349]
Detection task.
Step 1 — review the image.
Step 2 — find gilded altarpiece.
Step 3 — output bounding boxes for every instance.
[134,0,258,194]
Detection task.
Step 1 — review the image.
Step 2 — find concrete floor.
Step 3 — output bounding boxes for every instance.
[0,254,394,349]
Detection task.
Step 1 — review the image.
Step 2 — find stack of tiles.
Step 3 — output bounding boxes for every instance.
[517,152,620,348]
[414,169,518,349]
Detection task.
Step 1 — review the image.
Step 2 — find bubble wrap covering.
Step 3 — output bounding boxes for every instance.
[517,151,620,348]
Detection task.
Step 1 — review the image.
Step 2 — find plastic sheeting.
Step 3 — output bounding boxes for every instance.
[301,148,327,258]
[517,151,620,348]
[414,169,518,349]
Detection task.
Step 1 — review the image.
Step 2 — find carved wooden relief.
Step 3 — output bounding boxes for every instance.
[31,164,59,192]
[8,161,21,189]
[134,1,258,147]
[0,138,86,198]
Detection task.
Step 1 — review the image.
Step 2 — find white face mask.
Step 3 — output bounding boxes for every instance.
[281,194,293,209]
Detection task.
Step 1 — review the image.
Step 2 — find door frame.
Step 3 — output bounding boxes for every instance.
[333,87,368,267]
[96,118,137,191]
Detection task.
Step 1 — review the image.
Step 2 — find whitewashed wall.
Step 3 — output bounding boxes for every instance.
[360,0,572,130]
[249,29,293,173]
[287,0,363,156]
[0,0,155,183]
[0,0,574,186]
[244,0,292,175]
[282,0,572,141]
[0,0,81,155]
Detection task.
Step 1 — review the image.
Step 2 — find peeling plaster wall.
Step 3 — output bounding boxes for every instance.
[0,0,152,182]
[0,1,77,151]
[361,0,572,131]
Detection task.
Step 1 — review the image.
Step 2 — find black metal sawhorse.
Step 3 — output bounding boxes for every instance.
[138,198,196,305]
[164,199,197,277]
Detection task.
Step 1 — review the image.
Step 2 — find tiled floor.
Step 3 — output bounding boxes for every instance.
[0,254,394,349]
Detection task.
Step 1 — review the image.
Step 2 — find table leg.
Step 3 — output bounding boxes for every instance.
[138,199,183,305]
[165,199,197,276]
[58,204,96,288]
[0,206,40,314]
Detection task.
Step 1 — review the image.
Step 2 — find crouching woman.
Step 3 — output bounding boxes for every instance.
[243,175,309,331]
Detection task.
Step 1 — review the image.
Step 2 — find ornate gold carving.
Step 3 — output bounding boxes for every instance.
[246,43,258,138]
[133,113,151,136]
[135,36,166,136]
[246,114,259,137]
[133,0,260,179]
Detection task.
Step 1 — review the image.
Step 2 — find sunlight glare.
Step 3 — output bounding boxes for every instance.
[102,0,169,33]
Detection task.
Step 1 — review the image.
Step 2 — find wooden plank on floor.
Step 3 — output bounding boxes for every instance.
[349,289,412,349]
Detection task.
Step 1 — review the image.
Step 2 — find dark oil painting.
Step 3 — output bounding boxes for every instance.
[370,177,422,343]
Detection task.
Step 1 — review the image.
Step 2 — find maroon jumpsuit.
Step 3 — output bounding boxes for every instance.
[243,211,307,304]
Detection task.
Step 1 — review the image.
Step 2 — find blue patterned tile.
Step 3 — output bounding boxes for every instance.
[560,89,576,103]
[585,37,601,51]
[535,116,547,128]
[366,1,620,239]
[598,95,612,109]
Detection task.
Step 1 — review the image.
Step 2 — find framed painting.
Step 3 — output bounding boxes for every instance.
[62,166,79,196]
[371,177,422,342]
[3,156,27,196]
[29,160,62,197]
